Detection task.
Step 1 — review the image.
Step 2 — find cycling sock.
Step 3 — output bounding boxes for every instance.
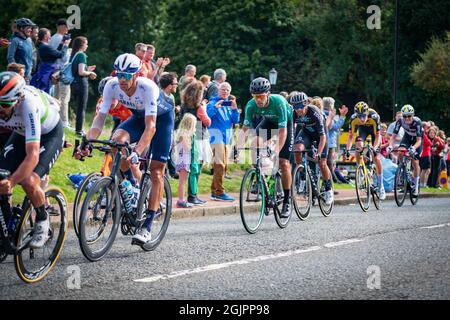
[283,189,290,204]
[324,179,332,191]
[123,169,136,186]
[142,209,156,231]
[36,205,48,221]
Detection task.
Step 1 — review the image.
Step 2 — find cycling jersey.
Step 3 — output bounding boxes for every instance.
[98,77,158,117]
[243,94,292,129]
[0,86,60,143]
[293,105,326,137]
[157,89,175,116]
[393,117,423,138]
[349,108,381,136]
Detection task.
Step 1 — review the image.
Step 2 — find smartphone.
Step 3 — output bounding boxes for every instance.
[222,101,232,107]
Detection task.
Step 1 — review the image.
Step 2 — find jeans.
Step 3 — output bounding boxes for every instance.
[54,81,71,125]
[71,77,89,133]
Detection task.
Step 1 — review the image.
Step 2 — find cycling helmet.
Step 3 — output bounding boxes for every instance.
[15,18,36,29]
[401,104,415,116]
[0,71,25,102]
[354,101,369,115]
[250,77,271,94]
[290,92,309,107]
[113,53,142,74]
[98,76,113,95]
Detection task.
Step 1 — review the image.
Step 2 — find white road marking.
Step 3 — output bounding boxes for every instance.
[323,238,364,248]
[420,224,448,229]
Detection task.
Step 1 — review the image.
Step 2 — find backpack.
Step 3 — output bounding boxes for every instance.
[60,52,82,85]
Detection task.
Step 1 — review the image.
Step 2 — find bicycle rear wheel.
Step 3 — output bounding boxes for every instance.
[371,172,381,210]
[394,165,407,207]
[15,187,69,283]
[355,165,370,212]
[410,183,420,205]
[139,175,173,252]
[318,177,334,217]
[239,168,265,234]
[273,172,291,228]
[73,172,102,238]
[78,177,121,262]
[292,164,312,221]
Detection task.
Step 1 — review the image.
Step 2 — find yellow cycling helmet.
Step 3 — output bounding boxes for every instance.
[354,101,369,115]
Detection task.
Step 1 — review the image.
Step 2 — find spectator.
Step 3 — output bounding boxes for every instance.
[199,74,211,91]
[30,28,69,93]
[50,18,72,128]
[380,123,389,158]
[7,18,36,82]
[6,62,25,76]
[205,68,226,100]
[143,44,170,83]
[174,113,198,208]
[70,36,97,135]
[179,64,197,91]
[323,97,348,184]
[428,126,445,188]
[30,25,39,76]
[386,111,404,163]
[419,122,432,187]
[135,43,147,59]
[180,80,211,206]
[445,137,450,179]
[207,82,240,201]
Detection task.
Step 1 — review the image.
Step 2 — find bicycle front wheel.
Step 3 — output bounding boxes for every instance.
[273,172,291,229]
[292,164,313,221]
[394,165,407,207]
[355,165,370,212]
[139,175,173,252]
[371,172,381,210]
[73,172,102,238]
[15,187,69,283]
[318,176,334,217]
[78,177,121,262]
[410,182,420,205]
[239,168,265,234]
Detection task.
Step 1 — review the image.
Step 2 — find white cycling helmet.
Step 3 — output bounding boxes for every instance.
[113,53,142,74]
[290,92,308,107]
[0,71,25,102]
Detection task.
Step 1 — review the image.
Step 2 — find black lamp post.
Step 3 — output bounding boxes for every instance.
[269,68,278,93]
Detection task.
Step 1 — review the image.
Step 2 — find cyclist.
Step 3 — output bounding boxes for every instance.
[291,92,334,205]
[0,71,64,248]
[387,104,423,197]
[345,101,386,200]
[238,77,294,218]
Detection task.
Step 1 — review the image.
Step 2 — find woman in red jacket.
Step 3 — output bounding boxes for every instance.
[428,127,445,188]
[419,123,432,187]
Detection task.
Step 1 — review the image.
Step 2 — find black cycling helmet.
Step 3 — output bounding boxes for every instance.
[15,18,36,29]
[250,77,271,94]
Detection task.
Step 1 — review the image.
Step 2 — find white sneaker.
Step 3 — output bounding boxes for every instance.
[132,228,151,244]
[379,188,386,200]
[324,190,334,206]
[29,219,50,249]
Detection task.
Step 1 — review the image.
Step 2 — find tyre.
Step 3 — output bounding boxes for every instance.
[273,172,291,229]
[239,168,265,234]
[73,172,102,238]
[371,171,381,210]
[140,175,173,252]
[292,164,312,221]
[78,177,121,262]
[355,165,370,212]
[318,176,334,217]
[15,187,69,283]
[410,182,420,205]
[394,165,407,207]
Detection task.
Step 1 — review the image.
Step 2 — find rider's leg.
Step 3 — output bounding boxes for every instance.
[21,173,46,220]
[111,129,137,185]
[374,153,384,189]
[141,160,165,231]
[319,158,332,191]
[279,158,292,203]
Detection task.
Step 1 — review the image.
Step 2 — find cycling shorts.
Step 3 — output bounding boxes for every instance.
[148,110,174,163]
[399,134,422,160]
[254,117,293,161]
[294,129,328,159]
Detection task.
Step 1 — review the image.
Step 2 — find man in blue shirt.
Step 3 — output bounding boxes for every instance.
[7,18,36,82]
[207,82,240,201]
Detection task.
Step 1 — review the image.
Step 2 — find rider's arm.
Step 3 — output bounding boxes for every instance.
[9,142,40,188]
[413,137,422,150]
[374,132,382,149]
[88,81,115,139]
[87,112,108,140]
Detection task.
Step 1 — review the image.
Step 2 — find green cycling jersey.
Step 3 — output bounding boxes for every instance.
[243,94,292,128]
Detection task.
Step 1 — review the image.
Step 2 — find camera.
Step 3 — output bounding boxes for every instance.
[62,33,71,41]
[221,100,232,107]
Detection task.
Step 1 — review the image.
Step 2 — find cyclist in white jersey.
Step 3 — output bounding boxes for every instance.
[0,71,64,248]
[77,53,160,245]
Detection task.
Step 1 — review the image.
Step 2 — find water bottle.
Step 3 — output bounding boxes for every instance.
[131,186,140,208]
[267,176,275,196]
[119,180,134,213]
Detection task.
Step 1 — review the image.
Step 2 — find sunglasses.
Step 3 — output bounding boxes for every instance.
[0,100,16,110]
[293,104,306,110]
[116,72,134,81]
[357,114,368,119]
[403,115,413,119]
[252,94,268,99]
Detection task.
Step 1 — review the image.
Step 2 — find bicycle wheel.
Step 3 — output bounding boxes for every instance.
[15,187,69,283]
[394,165,407,207]
[355,165,370,212]
[239,168,265,234]
[318,175,334,217]
[139,175,173,252]
[410,182,420,205]
[292,164,312,221]
[371,172,381,210]
[73,172,102,238]
[273,172,291,229]
[78,176,121,262]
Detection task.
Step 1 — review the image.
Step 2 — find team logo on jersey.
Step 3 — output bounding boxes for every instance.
[3,144,14,158]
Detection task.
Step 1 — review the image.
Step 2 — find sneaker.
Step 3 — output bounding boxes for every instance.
[280,202,292,218]
[132,228,151,244]
[225,174,232,180]
[213,193,235,202]
[379,188,386,200]
[324,190,334,206]
[188,197,206,206]
[29,219,50,249]
[177,200,193,209]
[412,187,419,197]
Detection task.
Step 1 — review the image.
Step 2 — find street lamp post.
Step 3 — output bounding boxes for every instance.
[393,0,399,120]
[269,68,278,93]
